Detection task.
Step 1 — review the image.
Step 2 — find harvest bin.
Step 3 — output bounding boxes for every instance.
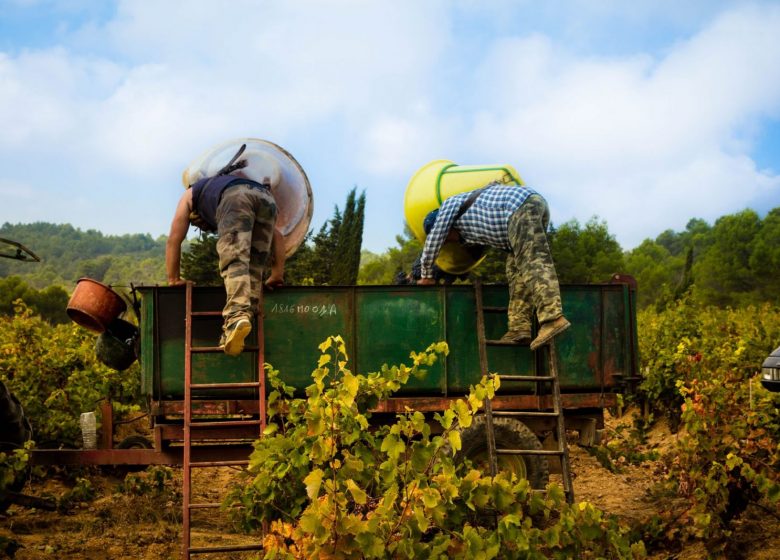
[136,282,638,405]
[31,280,638,467]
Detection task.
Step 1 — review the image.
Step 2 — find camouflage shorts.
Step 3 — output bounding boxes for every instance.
[505,195,562,332]
[215,184,277,329]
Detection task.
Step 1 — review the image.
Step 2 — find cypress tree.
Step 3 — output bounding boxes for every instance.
[331,188,365,285]
[348,191,366,284]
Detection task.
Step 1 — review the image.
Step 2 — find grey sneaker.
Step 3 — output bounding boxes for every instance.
[530,316,571,350]
[221,318,252,356]
[498,330,532,345]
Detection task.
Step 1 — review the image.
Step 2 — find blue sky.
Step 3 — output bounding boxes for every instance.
[1,0,778,255]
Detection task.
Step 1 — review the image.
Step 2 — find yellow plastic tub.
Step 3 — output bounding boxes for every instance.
[404,160,523,274]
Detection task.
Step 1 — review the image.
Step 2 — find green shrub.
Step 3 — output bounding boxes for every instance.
[228,336,646,559]
[638,300,780,556]
[0,442,31,495]
[638,298,780,427]
[0,303,142,447]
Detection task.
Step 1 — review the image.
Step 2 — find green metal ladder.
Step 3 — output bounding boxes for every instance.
[473,280,575,504]
[182,281,265,558]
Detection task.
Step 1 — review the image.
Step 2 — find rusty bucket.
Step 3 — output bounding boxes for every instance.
[66,278,127,333]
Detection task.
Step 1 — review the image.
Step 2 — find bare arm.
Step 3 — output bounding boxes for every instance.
[166,190,192,286]
[265,228,285,290]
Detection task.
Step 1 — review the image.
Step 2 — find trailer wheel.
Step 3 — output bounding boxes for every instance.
[458,415,549,489]
[116,435,153,449]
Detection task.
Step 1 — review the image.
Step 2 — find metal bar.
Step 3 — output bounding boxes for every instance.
[154,400,261,416]
[497,449,564,456]
[442,284,448,396]
[190,311,222,317]
[349,285,357,386]
[369,392,617,414]
[30,446,253,466]
[549,341,575,504]
[189,544,263,554]
[188,502,247,510]
[474,281,497,479]
[492,411,558,418]
[257,285,266,435]
[154,393,616,417]
[183,281,194,559]
[483,306,508,313]
[188,420,262,428]
[156,423,260,442]
[153,288,162,408]
[99,400,114,450]
[191,345,260,354]
[486,339,528,347]
[190,459,249,468]
[496,375,554,382]
[190,382,261,390]
[600,288,607,394]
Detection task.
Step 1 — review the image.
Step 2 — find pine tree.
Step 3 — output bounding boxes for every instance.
[181,233,221,286]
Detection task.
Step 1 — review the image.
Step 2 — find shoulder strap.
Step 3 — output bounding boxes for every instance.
[454,186,487,221]
[191,144,249,225]
[192,144,248,203]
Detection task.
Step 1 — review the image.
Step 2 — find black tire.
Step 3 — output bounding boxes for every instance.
[459,415,549,489]
[110,435,154,474]
[116,435,153,449]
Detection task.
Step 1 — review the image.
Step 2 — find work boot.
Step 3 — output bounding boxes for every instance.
[530,316,571,351]
[221,318,252,356]
[498,330,532,345]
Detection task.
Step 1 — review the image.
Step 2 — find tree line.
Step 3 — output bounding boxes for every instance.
[0,222,166,290]
[359,207,780,310]
[2,202,778,320]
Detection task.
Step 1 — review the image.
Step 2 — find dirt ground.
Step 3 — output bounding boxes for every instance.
[2,410,779,560]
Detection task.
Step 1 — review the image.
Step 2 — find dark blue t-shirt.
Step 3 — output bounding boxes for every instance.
[190,175,267,231]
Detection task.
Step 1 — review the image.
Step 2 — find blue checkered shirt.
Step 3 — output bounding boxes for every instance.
[419,183,538,278]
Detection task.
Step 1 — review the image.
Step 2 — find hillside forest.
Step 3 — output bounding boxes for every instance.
[1,200,778,316]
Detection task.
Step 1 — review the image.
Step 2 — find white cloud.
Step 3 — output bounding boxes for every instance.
[0,1,778,253]
[461,4,780,247]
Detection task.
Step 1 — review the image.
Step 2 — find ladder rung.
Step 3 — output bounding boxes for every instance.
[531,488,576,500]
[191,346,260,354]
[482,306,508,313]
[189,459,250,468]
[492,411,559,418]
[189,544,263,554]
[190,311,223,317]
[189,502,246,509]
[187,419,261,428]
[190,382,261,390]
[494,375,554,382]
[188,502,221,509]
[497,449,564,456]
[485,339,529,347]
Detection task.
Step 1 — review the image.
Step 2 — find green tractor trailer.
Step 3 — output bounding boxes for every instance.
[32,276,640,481]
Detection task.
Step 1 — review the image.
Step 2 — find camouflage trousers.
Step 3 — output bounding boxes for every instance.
[216,184,277,331]
[505,195,563,333]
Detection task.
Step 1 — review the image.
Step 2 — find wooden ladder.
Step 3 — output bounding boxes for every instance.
[473,280,574,504]
[182,281,266,558]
